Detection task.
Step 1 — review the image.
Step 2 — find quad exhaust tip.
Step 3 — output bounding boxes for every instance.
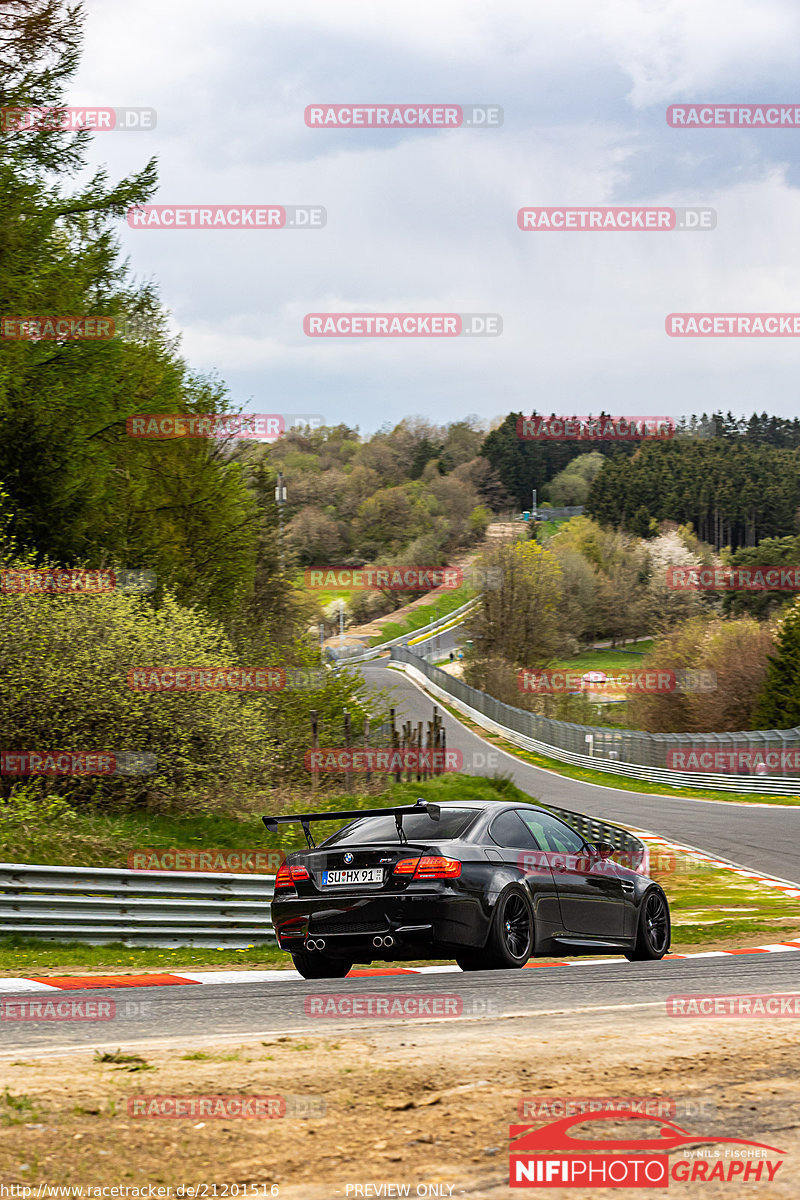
[308,935,395,950]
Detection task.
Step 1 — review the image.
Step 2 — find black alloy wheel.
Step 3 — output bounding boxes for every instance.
[626,889,670,961]
[458,886,534,970]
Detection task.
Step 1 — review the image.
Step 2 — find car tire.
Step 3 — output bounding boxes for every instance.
[291,951,353,980]
[460,886,534,970]
[625,888,670,961]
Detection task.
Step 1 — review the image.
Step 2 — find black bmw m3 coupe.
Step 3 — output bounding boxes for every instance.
[264,798,670,979]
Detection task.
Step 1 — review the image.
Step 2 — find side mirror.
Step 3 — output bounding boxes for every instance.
[590,841,616,860]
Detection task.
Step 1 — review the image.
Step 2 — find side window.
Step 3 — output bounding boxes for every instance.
[519,811,586,854]
[489,810,536,849]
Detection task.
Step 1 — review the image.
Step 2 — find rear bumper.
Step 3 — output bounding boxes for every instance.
[271,890,487,955]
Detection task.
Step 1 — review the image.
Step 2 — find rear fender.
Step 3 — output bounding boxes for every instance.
[485,869,559,954]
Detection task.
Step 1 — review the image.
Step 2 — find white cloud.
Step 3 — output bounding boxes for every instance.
[70,0,800,427]
[599,0,800,107]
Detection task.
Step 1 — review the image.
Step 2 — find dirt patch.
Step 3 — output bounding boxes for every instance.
[1,1007,797,1196]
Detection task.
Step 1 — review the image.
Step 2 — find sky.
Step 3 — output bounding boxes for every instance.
[70,0,800,433]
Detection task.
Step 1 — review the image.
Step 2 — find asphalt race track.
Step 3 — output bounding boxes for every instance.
[1,954,799,1056]
[360,659,800,886]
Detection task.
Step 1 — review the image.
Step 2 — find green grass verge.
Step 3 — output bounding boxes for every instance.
[0,775,521,868]
[649,846,800,948]
[0,937,287,974]
[290,575,359,609]
[544,641,656,732]
[0,807,274,870]
[368,585,476,647]
[549,641,655,673]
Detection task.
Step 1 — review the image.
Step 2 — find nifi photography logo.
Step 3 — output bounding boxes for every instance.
[508,1110,785,1188]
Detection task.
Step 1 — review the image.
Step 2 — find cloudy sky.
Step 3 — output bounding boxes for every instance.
[72,0,800,432]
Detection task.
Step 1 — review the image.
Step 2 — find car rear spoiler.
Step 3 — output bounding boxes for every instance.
[262,797,440,847]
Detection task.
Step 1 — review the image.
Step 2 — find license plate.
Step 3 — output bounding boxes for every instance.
[321,868,383,886]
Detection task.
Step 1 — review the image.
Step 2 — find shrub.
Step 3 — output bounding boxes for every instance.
[0,589,275,808]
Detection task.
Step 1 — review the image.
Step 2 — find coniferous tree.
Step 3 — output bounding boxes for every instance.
[752,599,800,730]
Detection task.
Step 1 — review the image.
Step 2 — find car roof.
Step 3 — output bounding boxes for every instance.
[424,798,550,814]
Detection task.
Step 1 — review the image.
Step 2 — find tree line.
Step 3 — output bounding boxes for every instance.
[464,516,800,733]
[482,412,800,550]
[586,441,800,550]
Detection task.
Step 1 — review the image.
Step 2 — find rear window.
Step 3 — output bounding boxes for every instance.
[321,807,478,846]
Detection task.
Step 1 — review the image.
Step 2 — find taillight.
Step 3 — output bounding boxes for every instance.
[274,863,294,890]
[274,864,309,890]
[393,856,461,880]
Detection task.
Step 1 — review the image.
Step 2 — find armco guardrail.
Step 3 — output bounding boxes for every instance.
[0,863,275,947]
[544,807,647,872]
[391,647,800,795]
